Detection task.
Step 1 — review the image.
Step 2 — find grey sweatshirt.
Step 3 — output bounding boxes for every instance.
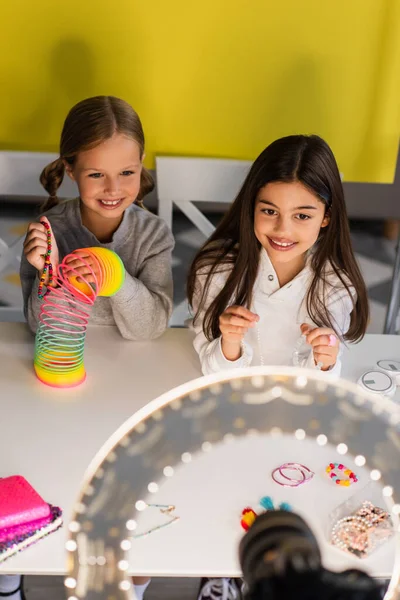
[20,198,175,340]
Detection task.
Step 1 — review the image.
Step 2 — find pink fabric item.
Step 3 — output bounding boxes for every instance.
[0,476,50,529]
[0,505,62,564]
[0,512,53,542]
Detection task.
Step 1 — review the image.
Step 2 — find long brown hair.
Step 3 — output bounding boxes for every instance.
[187,135,369,343]
[40,96,154,210]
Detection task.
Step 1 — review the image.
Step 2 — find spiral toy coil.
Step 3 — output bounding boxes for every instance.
[34,247,125,388]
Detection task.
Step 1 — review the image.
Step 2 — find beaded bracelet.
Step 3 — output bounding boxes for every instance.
[37,221,54,300]
[325,462,358,486]
[131,504,179,539]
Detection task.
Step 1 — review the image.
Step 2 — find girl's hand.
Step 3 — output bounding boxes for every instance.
[300,323,339,371]
[220,306,259,361]
[23,217,59,285]
[64,251,100,286]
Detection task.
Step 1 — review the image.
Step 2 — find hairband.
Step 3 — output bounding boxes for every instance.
[272,462,314,487]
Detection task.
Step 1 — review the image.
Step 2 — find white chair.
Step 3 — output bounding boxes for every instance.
[0,151,77,198]
[156,156,252,327]
[156,151,400,335]
[156,156,252,237]
[343,143,400,334]
[0,151,77,321]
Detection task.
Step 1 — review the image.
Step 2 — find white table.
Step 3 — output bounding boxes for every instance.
[0,323,399,578]
[0,323,201,576]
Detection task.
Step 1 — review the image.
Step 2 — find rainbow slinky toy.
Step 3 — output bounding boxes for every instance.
[34,247,125,388]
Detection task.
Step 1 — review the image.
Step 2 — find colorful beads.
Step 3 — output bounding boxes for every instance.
[325,462,358,486]
[37,220,54,299]
[241,497,292,531]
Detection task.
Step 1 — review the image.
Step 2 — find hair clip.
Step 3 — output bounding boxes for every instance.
[259,496,292,512]
[259,496,275,511]
[241,507,257,531]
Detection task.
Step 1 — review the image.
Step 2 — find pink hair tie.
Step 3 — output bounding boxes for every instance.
[272,462,314,487]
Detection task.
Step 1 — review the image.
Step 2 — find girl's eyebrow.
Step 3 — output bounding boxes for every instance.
[258,199,317,210]
[83,163,140,171]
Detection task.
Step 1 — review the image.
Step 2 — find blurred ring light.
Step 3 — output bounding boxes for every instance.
[64,366,400,599]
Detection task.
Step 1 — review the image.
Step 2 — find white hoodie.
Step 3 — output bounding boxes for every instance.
[191,248,355,376]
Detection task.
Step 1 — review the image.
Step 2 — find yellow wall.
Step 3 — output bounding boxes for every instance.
[1,0,399,182]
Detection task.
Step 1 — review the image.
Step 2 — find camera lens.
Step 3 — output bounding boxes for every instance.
[239,511,384,600]
[239,510,321,587]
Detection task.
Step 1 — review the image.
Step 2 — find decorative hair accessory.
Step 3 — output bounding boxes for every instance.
[131,503,179,539]
[259,496,274,511]
[331,501,392,558]
[325,462,358,486]
[37,220,54,299]
[272,462,314,487]
[259,496,292,512]
[241,497,293,530]
[241,507,257,531]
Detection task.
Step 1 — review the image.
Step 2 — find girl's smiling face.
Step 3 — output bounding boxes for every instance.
[65,132,143,225]
[254,181,330,273]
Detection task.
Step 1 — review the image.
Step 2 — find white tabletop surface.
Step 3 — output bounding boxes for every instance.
[0,322,399,578]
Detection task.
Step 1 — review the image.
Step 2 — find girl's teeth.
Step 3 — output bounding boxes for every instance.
[273,240,294,247]
[101,200,121,206]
